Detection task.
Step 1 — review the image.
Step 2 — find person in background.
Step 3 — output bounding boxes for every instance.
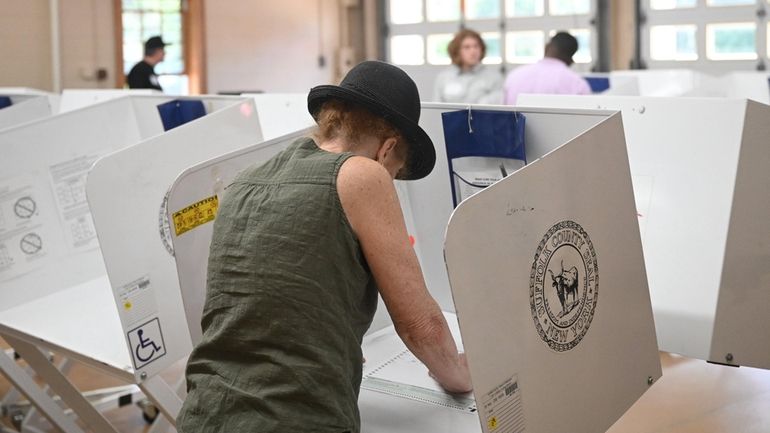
[503,31,591,105]
[176,61,472,433]
[433,29,502,104]
[127,36,167,91]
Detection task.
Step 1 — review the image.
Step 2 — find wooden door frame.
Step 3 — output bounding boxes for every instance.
[111,0,207,93]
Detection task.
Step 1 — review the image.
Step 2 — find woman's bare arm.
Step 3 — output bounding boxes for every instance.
[337,156,472,393]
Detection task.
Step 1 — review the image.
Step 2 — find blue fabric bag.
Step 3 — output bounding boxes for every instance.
[157,99,207,131]
[441,109,526,206]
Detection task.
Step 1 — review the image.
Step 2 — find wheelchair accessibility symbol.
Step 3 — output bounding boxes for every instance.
[127,318,167,369]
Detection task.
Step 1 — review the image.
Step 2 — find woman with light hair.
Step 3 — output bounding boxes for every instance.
[433,28,502,104]
[177,61,471,433]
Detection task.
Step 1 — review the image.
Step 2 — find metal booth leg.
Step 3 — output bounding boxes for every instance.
[3,334,120,433]
[146,375,186,433]
[0,343,85,433]
[139,375,184,429]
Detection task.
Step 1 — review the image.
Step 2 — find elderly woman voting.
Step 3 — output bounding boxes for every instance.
[176,61,471,433]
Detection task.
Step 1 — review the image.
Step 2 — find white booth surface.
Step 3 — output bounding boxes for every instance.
[166,128,310,345]
[0,95,56,130]
[682,71,770,103]
[86,98,264,381]
[0,95,254,313]
[58,88,161,113]
[0,97,157,311]
[518,94,770,371]
[0,275,134,381]
[607,69,713,97]
[445,112,660,433]
[600,70,770,102]
[246,93,315,140]
[0,87,49,95]
[720,72,770,104]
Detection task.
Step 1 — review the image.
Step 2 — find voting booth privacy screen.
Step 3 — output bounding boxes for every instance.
[166,129,311,345]
[519,94,770,371]
[0,95,251,312]
[0,94,55,131]
[402,103,618,322]
[0,97,160,311]
[164,103,658,433]
[446,112,660,433]
[0,95,260,432]
[590,70,770,102]
[169,102,625,340]
[246,93,315,140]
[58,88,161,113]
[87,97,264,381]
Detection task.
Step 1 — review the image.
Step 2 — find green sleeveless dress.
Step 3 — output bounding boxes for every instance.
[177,137,379,433]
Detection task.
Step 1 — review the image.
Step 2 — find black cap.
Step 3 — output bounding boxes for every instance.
[307,61,435,181]
[145,36,169,52]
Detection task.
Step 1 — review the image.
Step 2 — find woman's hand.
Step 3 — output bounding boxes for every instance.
[429,352,472,394]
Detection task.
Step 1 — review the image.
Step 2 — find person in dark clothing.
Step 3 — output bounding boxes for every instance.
[126,36,167,91]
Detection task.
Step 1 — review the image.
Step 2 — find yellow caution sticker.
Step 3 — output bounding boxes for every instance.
[488,416,498,430]
[172,195,219,236]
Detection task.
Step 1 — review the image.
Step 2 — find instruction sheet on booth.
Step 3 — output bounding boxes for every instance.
[48,154,101,252]
[0,175,53,281]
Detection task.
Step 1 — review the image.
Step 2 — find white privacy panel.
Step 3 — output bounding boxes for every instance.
[0,88,49,95]
[59,88,160,113]
[0,96,54,131]
[128,95,252,138]
[710,101,770,370]
[246,93,315,140]
[0,96,256,376]
[0,97,144,311]
[446,112,660,433]
[721,72,770,104]
[166,128,311,344]
[87,98,263,380]
[405,103,613,317]
[607,69,715,97]
[165,103,614,345]
[518,94,770,371]
[601,70,770,101]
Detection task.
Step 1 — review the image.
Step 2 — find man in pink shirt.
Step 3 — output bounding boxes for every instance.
[503,32,591,105]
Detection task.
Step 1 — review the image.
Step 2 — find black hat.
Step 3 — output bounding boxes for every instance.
[145,36,169,52]
[307,61,435,181]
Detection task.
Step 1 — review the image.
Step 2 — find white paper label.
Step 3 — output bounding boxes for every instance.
[453,157,525,203]
[480,375,525,433]
[117,275,159,327]
[49,155,101,251]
